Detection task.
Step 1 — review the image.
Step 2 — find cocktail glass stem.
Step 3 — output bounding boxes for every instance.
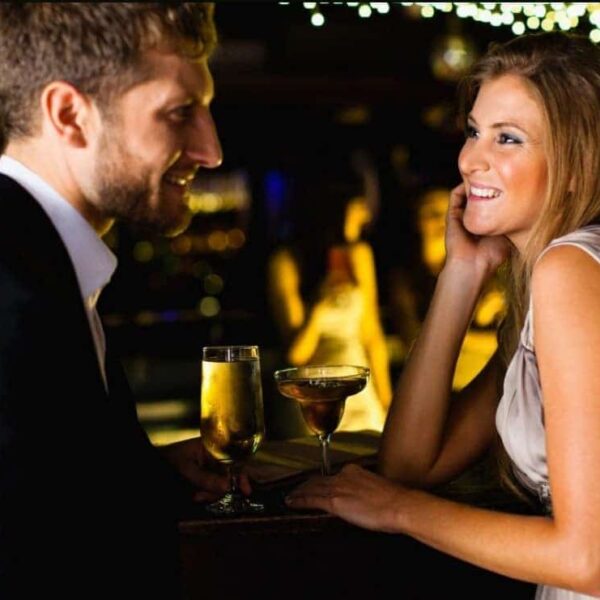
[318,433,332,475]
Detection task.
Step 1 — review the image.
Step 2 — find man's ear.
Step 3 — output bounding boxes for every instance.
[39,81,96,148]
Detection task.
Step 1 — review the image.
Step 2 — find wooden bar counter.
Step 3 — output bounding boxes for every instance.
[178,433,537,599]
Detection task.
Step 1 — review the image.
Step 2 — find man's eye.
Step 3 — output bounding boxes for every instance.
[170,105,193,122]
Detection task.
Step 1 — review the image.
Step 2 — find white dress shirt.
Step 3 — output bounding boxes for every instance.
[0,155,117,389]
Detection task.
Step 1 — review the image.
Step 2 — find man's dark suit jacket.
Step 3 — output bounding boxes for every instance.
[0,175,192,598]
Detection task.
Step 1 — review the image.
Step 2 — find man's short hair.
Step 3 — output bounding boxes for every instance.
[0,3,216,144]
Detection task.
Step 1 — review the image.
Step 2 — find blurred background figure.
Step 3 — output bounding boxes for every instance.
[267,160,392,435]
[388,186,506,389]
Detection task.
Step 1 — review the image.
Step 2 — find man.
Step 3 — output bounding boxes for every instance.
[0,4,238,597]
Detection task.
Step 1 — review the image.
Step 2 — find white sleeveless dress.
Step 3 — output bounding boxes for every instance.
[496,224,600,600]
[308,284,385,432]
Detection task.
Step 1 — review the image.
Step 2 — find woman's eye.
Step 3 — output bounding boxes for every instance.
[464,125,478,139]
[498,132,522,145]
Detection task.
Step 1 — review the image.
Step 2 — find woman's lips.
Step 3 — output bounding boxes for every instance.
[467,184,502,201]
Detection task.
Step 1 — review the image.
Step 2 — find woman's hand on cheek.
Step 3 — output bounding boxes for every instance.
[445,183,512,278]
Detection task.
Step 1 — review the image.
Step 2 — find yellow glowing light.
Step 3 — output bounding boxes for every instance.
[311,11,325,26]
[133,241,154,263]
[512,21,526,34]
[358,4,372,17]
[170,235,192,256]
[502,11,515,24]
[456,5,472,18]
[591,28,600,43]
[135,311,158,327]
[198,297,220,317]
[207,230,228,252]
[477,9,493,22]
[187,191,222,214]
[541,18,554,30]
[203,273,224,295]
[291,2,600,40]
[558,15,572,28]
[372,2,390,13]
[227,228,246,249]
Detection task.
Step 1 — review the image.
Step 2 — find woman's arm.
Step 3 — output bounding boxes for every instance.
[530,244,600,593]
[380,184,512,486]
[267,248,324,365]
[380,261,503,486]
[350,241,392,410]
[287,243,600,596]
[287,465,591,594]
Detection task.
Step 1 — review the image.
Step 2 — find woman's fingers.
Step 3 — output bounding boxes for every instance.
[285,476,336,510]
[449,182,466,210]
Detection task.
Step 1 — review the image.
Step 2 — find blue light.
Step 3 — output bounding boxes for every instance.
[264,170,287,218]
[160,310,179,323]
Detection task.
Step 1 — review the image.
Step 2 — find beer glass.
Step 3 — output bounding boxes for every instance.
[200,345,265,515]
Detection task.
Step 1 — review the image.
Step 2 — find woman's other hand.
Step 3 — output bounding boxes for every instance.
[446,183,512,278]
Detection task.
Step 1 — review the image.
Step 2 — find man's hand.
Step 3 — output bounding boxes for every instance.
[160,437,252,502]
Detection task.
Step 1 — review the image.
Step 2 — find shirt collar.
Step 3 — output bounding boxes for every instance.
[0,155,117,302]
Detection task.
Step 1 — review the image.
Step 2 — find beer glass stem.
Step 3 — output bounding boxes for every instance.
[318,433,332,476]
[228,463,239,497]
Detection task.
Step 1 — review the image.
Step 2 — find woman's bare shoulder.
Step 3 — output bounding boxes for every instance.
[533,243,600,291]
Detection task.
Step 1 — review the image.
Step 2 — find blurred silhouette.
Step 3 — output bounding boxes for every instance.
[388,186,505,388]
[267,163,392,435]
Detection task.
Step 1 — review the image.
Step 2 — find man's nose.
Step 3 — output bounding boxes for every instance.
[186,111,223,169]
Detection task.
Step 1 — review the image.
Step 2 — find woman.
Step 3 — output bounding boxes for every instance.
[268,165,392,431]
[286,32,600,599]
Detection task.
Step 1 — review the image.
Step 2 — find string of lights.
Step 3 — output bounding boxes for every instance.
[279,3,600,42]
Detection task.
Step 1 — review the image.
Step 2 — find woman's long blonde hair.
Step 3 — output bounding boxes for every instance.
[460,32,600,361]
[457,32,600,497]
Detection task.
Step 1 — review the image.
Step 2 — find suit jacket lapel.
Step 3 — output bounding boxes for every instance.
[0,173,107,396]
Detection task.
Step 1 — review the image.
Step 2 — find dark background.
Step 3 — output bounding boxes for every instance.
[98,3,516,440]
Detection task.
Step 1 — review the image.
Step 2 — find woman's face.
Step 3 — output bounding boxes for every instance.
[458,74,548,252]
